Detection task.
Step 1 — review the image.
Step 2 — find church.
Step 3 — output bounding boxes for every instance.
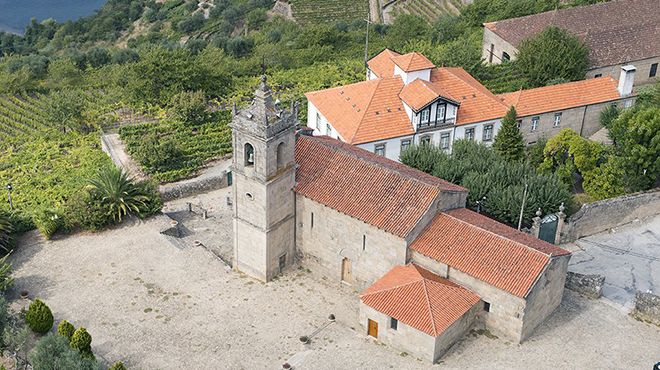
[230,76,572,363]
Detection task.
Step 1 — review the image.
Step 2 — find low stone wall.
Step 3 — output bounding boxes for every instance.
[564,271,605,299]
[159,171,230,201]
[561,188,660,242]
[632,292,660,326]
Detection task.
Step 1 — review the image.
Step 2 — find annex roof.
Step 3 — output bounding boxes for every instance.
[399,78,459,112]
[360,264,480,337]
[483,0,660,68]
[367,48,402,78]
[498,77,623,117]
[294,135,466,238]
[391,52,436,72]
[410,208,570,298]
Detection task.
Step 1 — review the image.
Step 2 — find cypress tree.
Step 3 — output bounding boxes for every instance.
[493,106,525,162]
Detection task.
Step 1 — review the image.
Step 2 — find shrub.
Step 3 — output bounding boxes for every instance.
[70,327,93,358]
[87,166,150,222]
[493,106,525,162]
[0,296,8,347]
[57,320,75,341]
[0,213,12,253]
[109,362,126,370]
[29,333,99,370]
[0,254,13,292]
[26,299,54,334]
[168,90,208,125]
[33,208,63,240]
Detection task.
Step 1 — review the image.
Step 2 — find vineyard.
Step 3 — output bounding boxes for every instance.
[289,0,369,26]
[0,94,53,142]
[391,0,467,23]
[119,111,233,182]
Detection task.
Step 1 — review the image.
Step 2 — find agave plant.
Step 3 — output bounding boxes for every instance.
[87,166,148,222]
[0,213,11,253]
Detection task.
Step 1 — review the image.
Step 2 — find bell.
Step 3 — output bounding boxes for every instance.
[247,152,254,164]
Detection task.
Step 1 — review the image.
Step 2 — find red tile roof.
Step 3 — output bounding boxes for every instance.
[483,0,660,68]
[399,79,459,112]
[410,208,570,298]
[367,49,401,78]
[497,77,624,117]
[391,52,436,72]
[360,264,481,336]
[294,135,466,238]
[305,77,413,144]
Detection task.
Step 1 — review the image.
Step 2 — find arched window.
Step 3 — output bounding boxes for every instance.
[276,142,285,169]
[502,52,511,62]
[244,143,255,167]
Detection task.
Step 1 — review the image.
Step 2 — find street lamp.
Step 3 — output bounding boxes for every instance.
[6,184,12,211]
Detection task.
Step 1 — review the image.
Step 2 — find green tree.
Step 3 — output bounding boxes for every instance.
[516,26,589,87]
[385,14,431,50]
[57,320,75,341]
[109,362,126,370]
[43,58,83,90]
[70,327,93,358]
[44,89,87,133]
[25,299,54,334]
[493,106,525,161]
[86,166,149,222]
[29,333,99,370]
[168,90,208,125]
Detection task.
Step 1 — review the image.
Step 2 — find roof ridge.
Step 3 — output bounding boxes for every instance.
[443,211,553,258]
[421,278,438,336]
[359,279,421,297]
[350,78,387,142]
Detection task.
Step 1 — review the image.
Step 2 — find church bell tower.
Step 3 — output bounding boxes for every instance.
[230,76,298,281]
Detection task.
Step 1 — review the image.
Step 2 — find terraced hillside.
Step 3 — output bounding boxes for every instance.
[0,94,52,142]
[289,0,369,25]
[389,0,468,23]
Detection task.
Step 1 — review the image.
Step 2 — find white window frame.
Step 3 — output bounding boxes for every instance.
[531,117,539,132]
[315,112,321,130]
[374,143,386,156]
[483,124,493,141]
[420,109,430,124]
[553,113,561,127]
[465,128,475,141]
[400,139,411,152]
[326,123,332,136]
[420,135,431,146]
[440,133,450,149]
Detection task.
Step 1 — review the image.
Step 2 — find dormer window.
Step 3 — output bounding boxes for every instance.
[420,109,430,124]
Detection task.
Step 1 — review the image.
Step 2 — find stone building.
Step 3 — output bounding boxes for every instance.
[232,77,571,363]
[305,49,633,162]
[481,0,659,87]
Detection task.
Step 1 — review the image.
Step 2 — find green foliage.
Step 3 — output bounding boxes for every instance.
[0,295,8,346]
[526,138,547,169]
[493,106,525,161]
[599,104,620,133]
[70,327,93,358]
[33,208,63,239]
[168,90,208,125]
[516,26,589,87]
[86,166,149,222]
[57,320,75,341]
[0,213,11,253]
[289,0,368,26]
[44,90,89,133]
[109,362,127,370]
[386,14,432,50]
[402,140,570,227]
[0,254,14,292]
[29,333,99,370]
[25,299,54,334]
[3,325,30,362]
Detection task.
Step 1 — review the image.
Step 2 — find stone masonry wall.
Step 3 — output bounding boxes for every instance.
[632,291,660,326]
[564,271,605,299]
[561,188,660,242]
[159,171,230,201]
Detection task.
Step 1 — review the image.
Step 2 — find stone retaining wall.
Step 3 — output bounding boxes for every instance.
[159,171,230,201]
[561,188,660,242]
[633,292,660,326]
[564,271,605,299]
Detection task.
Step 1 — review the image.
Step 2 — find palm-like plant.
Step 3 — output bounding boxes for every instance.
[0,213,11,253]
[87,166,148,222]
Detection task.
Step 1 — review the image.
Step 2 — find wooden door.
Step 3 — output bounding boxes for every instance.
[367,319,378,338]
[341,257,352,283]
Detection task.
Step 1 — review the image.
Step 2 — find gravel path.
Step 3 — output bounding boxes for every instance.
[6,190,660,369]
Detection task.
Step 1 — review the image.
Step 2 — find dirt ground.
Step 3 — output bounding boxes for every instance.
[7,189,660,369]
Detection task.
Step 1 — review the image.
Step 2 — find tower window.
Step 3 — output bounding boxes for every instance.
[277,142,285,169]
[244,143,255,167]
[311,212,314,228]
[362,235,366,251]
[484,301,491,312]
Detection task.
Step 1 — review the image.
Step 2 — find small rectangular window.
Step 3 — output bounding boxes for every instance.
[400,139,411,153]
[420,135,431,145]
[488,44,494,63]
[531,117,539,132]
[483,125,493,141]
[465,128,475,141]
[594,73,602,78]
[650,63,658,78]
[390,317,398,330]
[553,112,562,127]
[374,143,386,156]
[440,133,450,149]
[311,212,314,229]
[362,235,366,251]
[316,112,321,129]
[437,105,445,121]
[326,123,332,136]
[516,119,522,129]
[484,301,491,312]
[420,109,430,123]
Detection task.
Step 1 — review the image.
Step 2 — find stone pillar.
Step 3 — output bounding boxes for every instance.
[530,208,542,238]
[555,203,566,245]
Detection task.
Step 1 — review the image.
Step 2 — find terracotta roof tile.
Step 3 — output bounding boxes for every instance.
[360,264,481,336]
[430,68,509,125]
[294,135,466,238]
[399,79,459,112]
[498,77,623,117]
[306,77,414,144]
[410,208,570,298]
[367,48,401,78]
[483,0,660,68]
[391,52,436,72]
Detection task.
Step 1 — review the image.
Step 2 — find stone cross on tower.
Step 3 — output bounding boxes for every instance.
[230,75,299,281]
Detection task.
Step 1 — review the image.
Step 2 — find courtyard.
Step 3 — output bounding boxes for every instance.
[7,189,660,369]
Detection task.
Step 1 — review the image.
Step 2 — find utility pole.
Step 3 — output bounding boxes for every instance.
[364,11,372,77]
[517,183,528,231]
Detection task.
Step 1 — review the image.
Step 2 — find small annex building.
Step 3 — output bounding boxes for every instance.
[231,77,572,363]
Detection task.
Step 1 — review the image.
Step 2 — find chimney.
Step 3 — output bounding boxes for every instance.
[617,65,636,97]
